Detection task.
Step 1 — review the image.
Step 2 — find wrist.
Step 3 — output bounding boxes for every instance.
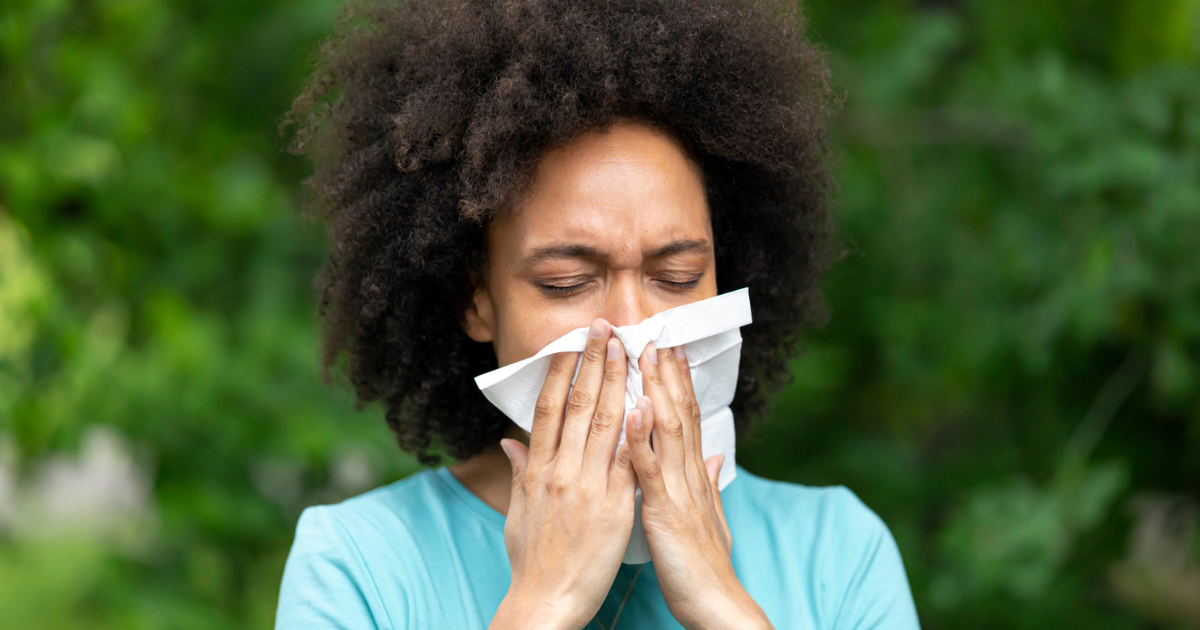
[490,584,587,630]
[675,575,773,630]
[686,601,772,630]
[706,594,773,630]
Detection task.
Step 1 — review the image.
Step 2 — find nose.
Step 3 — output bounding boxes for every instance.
[603,277,653,328]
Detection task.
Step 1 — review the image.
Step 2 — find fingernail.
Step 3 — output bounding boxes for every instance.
[499,440,514,462]
[607,338,622,360]
[673,345,686,359]
[631,409,643,430]
[646,343,658,365]
[589,319,607,339]
[636,395,650,412]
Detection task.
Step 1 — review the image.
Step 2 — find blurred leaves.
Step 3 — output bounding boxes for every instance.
[933,460,1128,604]
[1110,494,1200,627]
[744,2,1200,629]
[1,0,1198,628]
[1,0,417,627]
[0,217,49,419]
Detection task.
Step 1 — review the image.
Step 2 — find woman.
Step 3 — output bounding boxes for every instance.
[277,0,920,628]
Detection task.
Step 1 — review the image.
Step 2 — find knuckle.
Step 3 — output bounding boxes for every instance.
[583,341,606,363]
[642,459,663,481]
[566,389,594,414]
[533,395,559,423]
[546,354,574,377]
[546,472,570,496]
[590,408,617,436]
[603,364,625,384]
[677,394,698,422]
[647,373,665,388]
[662,415,685,439]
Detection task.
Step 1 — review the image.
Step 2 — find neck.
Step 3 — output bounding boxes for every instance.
[447,425,527,515]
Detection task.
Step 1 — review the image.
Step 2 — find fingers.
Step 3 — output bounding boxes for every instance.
[670,344,706,466]
[527,351,577,468]
[587,337,627,474]
[626,396,668,503]
[658,345,703,472]
[670,344,697,405]
[558,319,611,463]
[639,343,691,484]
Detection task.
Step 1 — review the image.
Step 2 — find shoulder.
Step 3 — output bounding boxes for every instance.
[283,472,446,577]
[727,467,889,541]
[726,468,921,629]
[289,467,492,571]
[299,468,448,540]
[275,469,460,630]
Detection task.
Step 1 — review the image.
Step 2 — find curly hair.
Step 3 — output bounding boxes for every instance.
[284,0,837,465]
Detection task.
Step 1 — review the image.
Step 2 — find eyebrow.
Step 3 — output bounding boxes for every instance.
[647,238,711,258]
[523,238,711,266]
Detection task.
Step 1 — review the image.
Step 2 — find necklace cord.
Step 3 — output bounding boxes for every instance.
[595,564,643,630]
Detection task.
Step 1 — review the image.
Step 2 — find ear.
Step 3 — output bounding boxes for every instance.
[461,284,496,343]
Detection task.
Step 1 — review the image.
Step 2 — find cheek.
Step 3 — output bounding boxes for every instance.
[492,301,595,367]
[701,262,719,297]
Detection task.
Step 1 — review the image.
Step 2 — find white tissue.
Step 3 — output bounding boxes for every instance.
[474,288,752,564]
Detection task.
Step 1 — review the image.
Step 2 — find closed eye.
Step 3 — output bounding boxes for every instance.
[658,277,701,290]
[534,274,701,296]
[536,280,592,296]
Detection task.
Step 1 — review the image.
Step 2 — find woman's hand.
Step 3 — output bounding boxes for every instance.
[625,343,774,630]
[490,319,638,630]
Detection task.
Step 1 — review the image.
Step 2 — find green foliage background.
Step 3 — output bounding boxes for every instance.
[1,0,1198,628]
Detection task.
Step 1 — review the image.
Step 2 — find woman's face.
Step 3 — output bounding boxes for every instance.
[463,121,718,367]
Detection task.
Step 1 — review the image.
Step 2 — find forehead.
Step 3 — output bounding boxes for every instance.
[491,122,711,260]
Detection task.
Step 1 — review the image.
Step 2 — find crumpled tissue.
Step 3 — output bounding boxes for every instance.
[474,288,751,564]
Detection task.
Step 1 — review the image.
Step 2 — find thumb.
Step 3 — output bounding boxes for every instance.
[705,454,724,488]
[627,397,668,504]
[705,454,732,554]
[500,438,529,493]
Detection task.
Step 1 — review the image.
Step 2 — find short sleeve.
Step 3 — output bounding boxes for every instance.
[275,506,390,630]
[827,488,921,630]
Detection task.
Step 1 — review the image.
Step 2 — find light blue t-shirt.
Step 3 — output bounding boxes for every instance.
[275,465,920,629]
